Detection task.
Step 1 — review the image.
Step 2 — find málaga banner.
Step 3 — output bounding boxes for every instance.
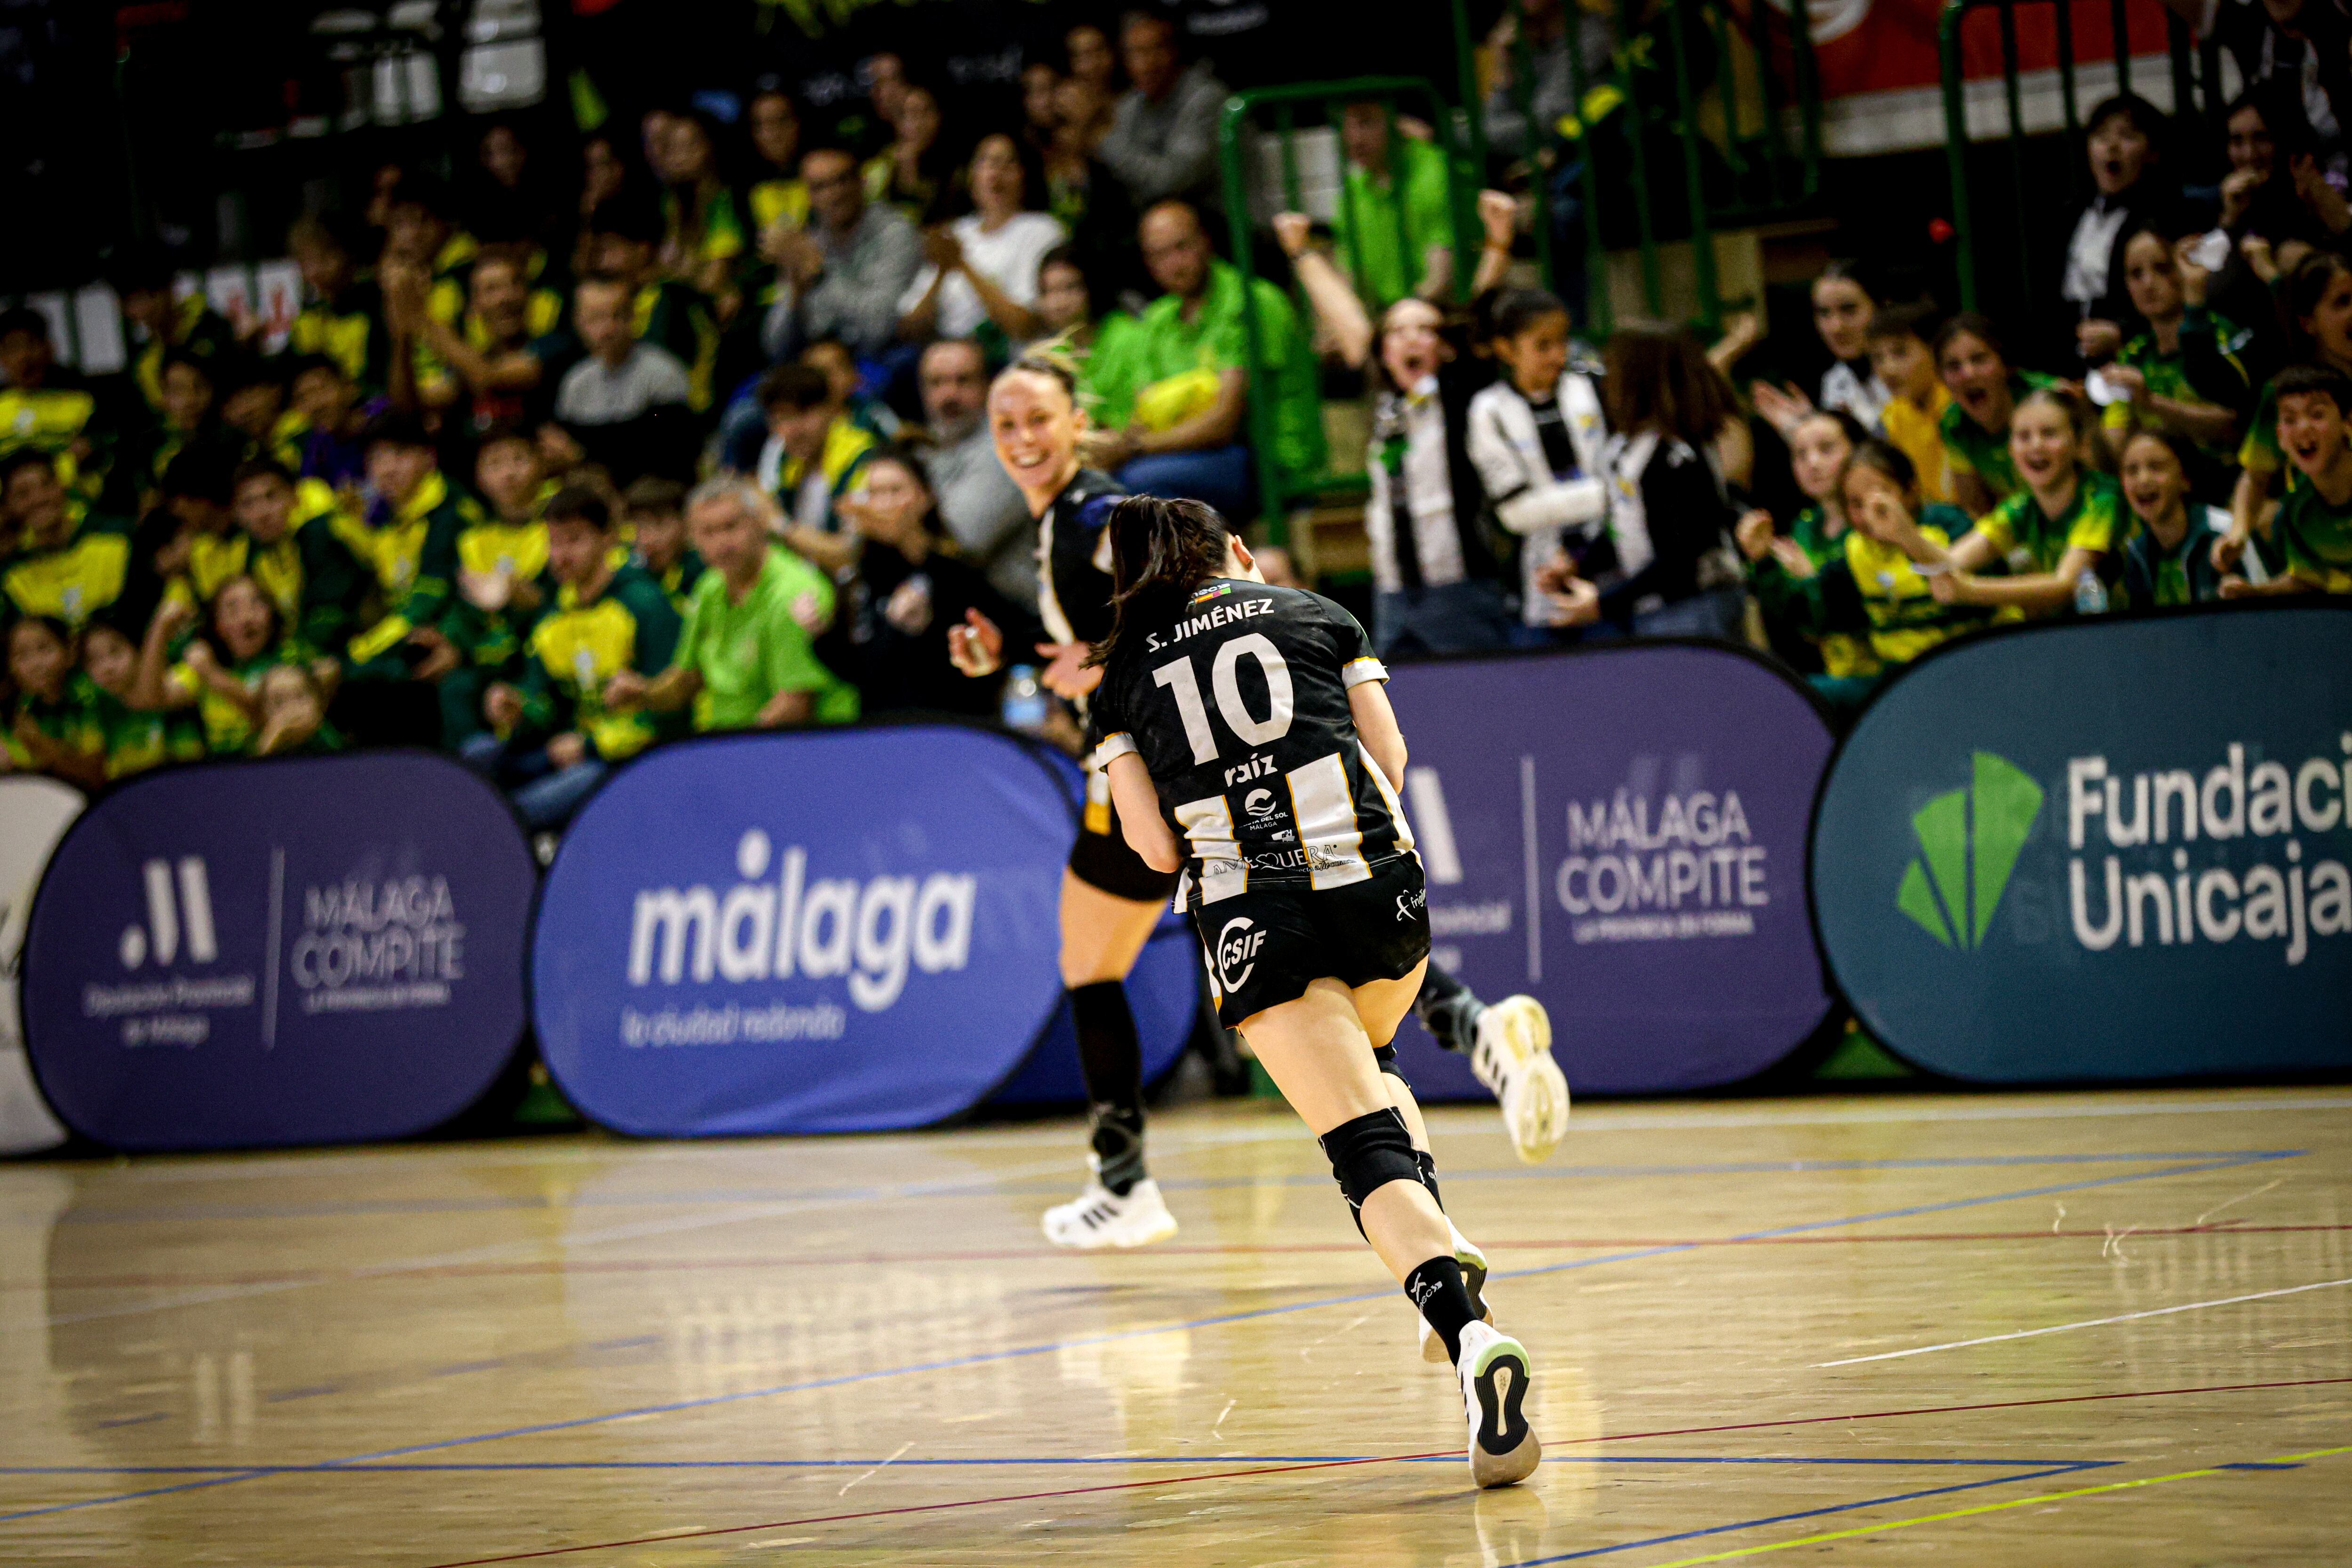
[533,724,1124,1135]
[1812,605,2352,1080]
[1383,644,1837,1095]
[0,777,80,1154]
[21,753,537,1150]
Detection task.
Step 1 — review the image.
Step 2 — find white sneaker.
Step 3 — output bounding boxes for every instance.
[1041,1171,1178,1250]
[1470,996,1570,1165]
[1457,1320,1541,1488]
[1420,1220,1494,1363]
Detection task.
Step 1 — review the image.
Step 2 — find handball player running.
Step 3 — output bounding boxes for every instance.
[1086,493,1540,1486]
[951,355,1567,1254]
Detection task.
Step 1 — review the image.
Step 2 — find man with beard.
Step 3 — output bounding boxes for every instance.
[915,339,1035,610]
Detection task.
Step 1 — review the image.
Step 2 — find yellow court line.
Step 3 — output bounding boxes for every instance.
[1639,1444,2352,1567]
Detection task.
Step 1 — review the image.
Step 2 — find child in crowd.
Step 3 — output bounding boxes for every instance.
[1737,409,1876,694]
[2064,95,2179,360]
[1466,288,1609,642]
[757,361,881,576]
[2117,429,2229,605]
[2097,225,2248,502]
[624,477,702,609]
[1591,326,1747,637]
[5,616,111,788]
[79,615,203,776]
[1936,313,2056,515]
[228,459,371,661]
[135,574,309,755]
[286,354,376,492]
[1867,303,1952,503]
[1753,261,1888,433]
[2229,363,2352,596]
[2225,250,2352,573]
[1926,386,2129,617]
[434,428,553,746]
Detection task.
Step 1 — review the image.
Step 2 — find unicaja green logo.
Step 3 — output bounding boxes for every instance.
[1897,752,2045,949]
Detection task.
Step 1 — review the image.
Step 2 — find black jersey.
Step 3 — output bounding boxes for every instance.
[1033,467,1128,649]
[1093,579,1416,909]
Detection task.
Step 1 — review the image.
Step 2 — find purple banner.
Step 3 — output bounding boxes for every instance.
[1383,645,1835,1094]
[21,753,536,1150]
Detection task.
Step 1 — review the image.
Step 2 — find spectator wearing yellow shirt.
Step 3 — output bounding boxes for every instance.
[133,577,321,756]
[1865,302,1954,505]
[1916,388,2129,618]
[755,361,878,577]
[0,308,113,506]
[0,451,132,629]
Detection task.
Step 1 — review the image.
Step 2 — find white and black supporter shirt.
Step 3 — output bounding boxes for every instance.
[1092,580,1416,910]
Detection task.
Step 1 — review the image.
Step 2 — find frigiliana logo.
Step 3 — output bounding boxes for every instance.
[1897,752,2043,950]
[627,828,976,1011]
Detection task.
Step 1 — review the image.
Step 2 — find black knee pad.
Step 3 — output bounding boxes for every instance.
[1318,1107,1422,1216]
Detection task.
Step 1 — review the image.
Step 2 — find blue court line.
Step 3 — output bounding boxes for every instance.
[0,1150,2288,1528]
[44,1151,2300,1225]
[1498,1462,2115,1566]
[0,1455,2105,1476]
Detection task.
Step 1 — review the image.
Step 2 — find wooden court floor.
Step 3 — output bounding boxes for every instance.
[1,1087,2348,1566]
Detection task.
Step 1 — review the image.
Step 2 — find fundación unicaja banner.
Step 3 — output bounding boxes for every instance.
[1812,605,2352,1080]
[1383,644,1838,1094]
[20,753,538,1149]
[532,724,1118,1135]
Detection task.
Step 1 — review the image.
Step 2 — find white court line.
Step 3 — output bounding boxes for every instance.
[1818,1274,2352,1367]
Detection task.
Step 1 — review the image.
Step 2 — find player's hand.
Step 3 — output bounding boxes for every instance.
[1035,640,1102,700]
[948,608,1004,677]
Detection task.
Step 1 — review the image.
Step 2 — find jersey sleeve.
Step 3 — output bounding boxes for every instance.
[1318,595,1388,687]
[1089,659,1136,762]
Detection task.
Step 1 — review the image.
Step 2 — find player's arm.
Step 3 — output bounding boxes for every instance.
[1348,680,1408,792]
[1104,748,1184,874]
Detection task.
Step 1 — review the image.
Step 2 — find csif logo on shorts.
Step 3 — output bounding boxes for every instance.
[626,828,977,1011]
[1895,752,2043,951]
[1213,915,1267,993]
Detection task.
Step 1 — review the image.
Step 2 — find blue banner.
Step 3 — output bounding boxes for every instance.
[1812,605,2352,1080]
[534,725,1085,1134]
[1383,645,1836,1095]
[22,753,536,1150]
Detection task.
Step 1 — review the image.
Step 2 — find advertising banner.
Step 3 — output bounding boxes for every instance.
[1383,645,1836,1096]
[1812,606,2352,1081]
[533,725,1089,1135]
[987,915,1198,1106]
[0,778,80,1154]
[22,753,536,1150]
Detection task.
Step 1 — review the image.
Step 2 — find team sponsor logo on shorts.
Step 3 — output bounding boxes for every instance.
[1214,916,1267,993]
[1395,884,1426,922]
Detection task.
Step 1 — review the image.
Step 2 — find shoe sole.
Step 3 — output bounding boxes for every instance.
[1489,999,1568,1165]
[1042,1209,1179,1250]
[1466,1336,1541,1488]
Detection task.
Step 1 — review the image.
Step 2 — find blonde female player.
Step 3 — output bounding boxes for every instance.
[951,355,1566,1254]
[1084,493,1541,1487]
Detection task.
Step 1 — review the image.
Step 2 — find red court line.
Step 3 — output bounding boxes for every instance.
[407,1377,2352,1567]
[413,1453,1437,1567]
[32,1222,2351,1291]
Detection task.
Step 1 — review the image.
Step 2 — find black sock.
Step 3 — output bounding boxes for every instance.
[1414,965,1484,1057]
[1071,981,1146,1194]
[1405,1255,1478,1365]
[1416,1149,1444,1211]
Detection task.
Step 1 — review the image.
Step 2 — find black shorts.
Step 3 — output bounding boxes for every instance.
[1193,856,1430,1029]
[1067,753,1182,904]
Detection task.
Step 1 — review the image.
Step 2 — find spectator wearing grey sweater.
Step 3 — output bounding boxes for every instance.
[762,145,923,360]
[1095,12,1228,209]
[914,340,1036,610]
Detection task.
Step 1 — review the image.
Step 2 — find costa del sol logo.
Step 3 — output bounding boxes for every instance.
[1896,752,2044,950]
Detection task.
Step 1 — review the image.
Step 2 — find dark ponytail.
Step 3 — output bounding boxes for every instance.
[1088,495,1231,668]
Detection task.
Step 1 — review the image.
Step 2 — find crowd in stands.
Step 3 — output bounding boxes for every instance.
[2,5,2349,827]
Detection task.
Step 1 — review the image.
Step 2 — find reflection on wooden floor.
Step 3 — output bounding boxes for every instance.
[2,1086,2348,1564]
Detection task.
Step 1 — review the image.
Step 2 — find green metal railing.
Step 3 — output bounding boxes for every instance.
[1488,0,1823,330]
[1216,77,1482,528]
[1939,0,2224,310]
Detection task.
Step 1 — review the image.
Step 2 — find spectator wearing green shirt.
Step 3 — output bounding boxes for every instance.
[1917,387,2128,619]
[2225,364,2352,598]
[1934,313,2054,517]
[4,617,110,789]
[605,478,857,731]
[1085,201,1325,523]
[1331,103,1454,309]
[0,451,134,629]
[2094,226,2247,503]
[2117,429,2229,606]
[467,486,681,828]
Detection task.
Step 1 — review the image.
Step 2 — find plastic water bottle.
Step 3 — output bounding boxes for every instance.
[1001,665,1049,733]
[2074,568,2109,616]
